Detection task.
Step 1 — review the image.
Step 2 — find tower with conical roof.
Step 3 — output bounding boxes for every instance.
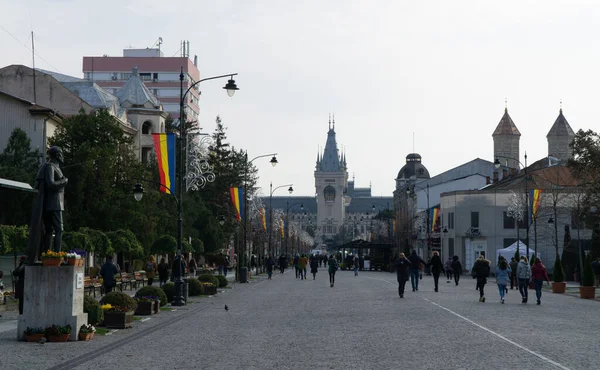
[492,107,521,169]
[547,108,575,161]
[315,115,348,244]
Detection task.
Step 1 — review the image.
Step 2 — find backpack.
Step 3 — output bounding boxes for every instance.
[145,262,154,272]
[479,261,490,277]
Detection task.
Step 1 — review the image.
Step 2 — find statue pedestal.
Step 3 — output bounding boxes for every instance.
[17,266,87,341]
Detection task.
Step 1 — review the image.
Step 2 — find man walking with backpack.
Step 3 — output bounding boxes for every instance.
[472,255,491,302]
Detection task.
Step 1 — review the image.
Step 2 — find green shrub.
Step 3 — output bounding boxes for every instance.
[529,253,536,266]
[83,295,103,326]
[135,286,168,307]
[216,275,228,288]
[188,278,204,296]
[197,274,219,287]
[99,291,138,312]
[553,254,565,282]
[161,282,175,302]
[582,254,595,287]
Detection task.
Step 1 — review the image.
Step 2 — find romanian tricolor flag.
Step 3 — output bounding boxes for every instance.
[260,208,267,231]
[230,187,244,221]
[530,189,543,223]
[152,133,176,194]
[430,207,440,232]
[279,219,285,238]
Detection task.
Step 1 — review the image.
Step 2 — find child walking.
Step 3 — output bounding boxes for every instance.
[495,256,511,304]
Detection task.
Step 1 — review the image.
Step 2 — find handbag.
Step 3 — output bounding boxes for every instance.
[528,279,535,289]
[419,272,423,280]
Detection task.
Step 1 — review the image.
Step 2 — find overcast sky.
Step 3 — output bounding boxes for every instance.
[1,1,598,197]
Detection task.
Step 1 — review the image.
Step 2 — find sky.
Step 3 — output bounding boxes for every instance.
[1,0,599,197]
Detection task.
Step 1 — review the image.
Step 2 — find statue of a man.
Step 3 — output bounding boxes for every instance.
[26,146,68,264]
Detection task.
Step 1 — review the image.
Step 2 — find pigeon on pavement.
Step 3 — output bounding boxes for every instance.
[224,305,229,311]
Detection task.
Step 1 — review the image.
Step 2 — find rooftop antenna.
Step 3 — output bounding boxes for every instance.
[158,37,163,54]
[505,97,507,110]
[560,98,563,113]
[31,30,36,104]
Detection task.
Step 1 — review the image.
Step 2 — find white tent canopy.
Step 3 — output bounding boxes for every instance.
[496,241,540,261]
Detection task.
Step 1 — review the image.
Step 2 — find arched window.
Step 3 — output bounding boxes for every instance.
[324,186,336,202]
[142,121,153,134]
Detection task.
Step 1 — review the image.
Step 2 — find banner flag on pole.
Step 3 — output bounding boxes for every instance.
[280,219,285,238]
[260,208,267,231]
[152,133,176,194]
[529,189,543,224]
[430,206,440,232]
[229,187,244,221]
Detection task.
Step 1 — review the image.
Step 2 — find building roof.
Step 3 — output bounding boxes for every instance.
[61,81,119,110]
[492,108,521,136]
[115,67,161,108]
[37,68,84,83]
[316,119,342,172]
[396,153,430,180]
[547,109,575,138]
[0,177,35,192]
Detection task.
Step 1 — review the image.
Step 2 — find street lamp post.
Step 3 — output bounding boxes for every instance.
[406,183,430,258]
[268,182,293,257]
[240,153,278,283]
[495,153,530,259]
[285,202,304,257]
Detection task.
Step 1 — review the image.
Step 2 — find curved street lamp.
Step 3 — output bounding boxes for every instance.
[268,182,294,257]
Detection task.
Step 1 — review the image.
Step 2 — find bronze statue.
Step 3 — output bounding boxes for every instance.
[26,146,68,264]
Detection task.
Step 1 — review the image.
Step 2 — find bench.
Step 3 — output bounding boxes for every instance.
[134,272,147,288]
[118,272,134,291]
[84,277,103,297]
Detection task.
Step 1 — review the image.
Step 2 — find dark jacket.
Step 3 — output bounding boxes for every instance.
[509,260,518,276]
[473,259,491,278]
[100,261,119,287]
[429,255,444,274]
[451,258,462,274]
[310,259,318,273]
[395,257,411,278]
[408,252,426,270]
[158,262,169,280]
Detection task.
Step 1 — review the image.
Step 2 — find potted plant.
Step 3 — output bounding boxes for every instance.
[551,254,566,293]
[100,292,138,329]
[78,324,96,341]
[200,282,217,295]
[67,250,86,266]
[134,296,157,315]
[135,286,167,312]
[41,250,67,266]
[580,254,596,299]
[45,325,71,342]
[23,327,45,342]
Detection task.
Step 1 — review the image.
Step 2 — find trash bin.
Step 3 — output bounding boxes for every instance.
[240,267,248,283]
[182,278,189,302]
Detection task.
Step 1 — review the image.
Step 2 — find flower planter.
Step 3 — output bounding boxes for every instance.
[551,282,566,293]
[103,311,134,329]
[68,258,77,266]
[134,301,155,315]
[42,258,62,267]
[202,286,217,295]
[79,332,94,341]
[48,334,70,342]
[579,286,596,299]
[24,334,45,342]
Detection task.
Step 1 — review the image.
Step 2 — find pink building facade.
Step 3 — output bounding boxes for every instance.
[82,48,200,121]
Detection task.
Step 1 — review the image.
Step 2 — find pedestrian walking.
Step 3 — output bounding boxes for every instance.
[517,256,532,304]
[13,256,26,315]
[294,254,300,279]
[408,250,426,292]
[327,254,338,287]
[353,255,360,276]
[100,256,120,294]
[310,256,318,280]
[444,257,453,283]
[266,255,275,279]
[145,256,158,286]
[472,255,491,302]
[495,256,511,303]
[451,255,462,286]
[531,257,550,305]
[509,257,518,290]
[278,255,286,274]
[299,254,308,280]
[188,257,197,278]
[429,251,444,292]
[158,257,169,286]
[395,253,411,298]
[592,257,600,287]
[223,255,230,277]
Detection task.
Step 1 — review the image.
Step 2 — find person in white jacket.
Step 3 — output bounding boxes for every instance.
[516,256,532,304]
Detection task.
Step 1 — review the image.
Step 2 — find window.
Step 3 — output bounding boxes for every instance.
[448,212,454,229]
[517,211,528,229]
[122,73,132,80]
[140,73,152,81]
[324,186,336,202]
[503,212,515,229]
[153,73,159,80]
[141,147,151,165]
[471,212,479,228]
[448,238,454,257]
[142,121,152,134]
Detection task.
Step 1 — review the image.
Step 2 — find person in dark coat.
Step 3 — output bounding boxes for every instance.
[100,256,120,294]
[509,257,518,290]
[278,255,286,274]
[157,257,169,286]
[472,255,491,302]
[310,256,319,280]
[395,253,411,298]
[13,256,26,315]
[408,250,427,292]
[266,255,275,279]
[451,255,463,286]
[429,251,444,292]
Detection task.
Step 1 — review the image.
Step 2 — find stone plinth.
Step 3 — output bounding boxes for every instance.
[17,265,87,341]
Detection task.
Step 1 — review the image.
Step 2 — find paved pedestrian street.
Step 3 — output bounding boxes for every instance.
[1,270,598,370]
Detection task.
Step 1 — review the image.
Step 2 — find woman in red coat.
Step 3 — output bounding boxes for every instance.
[531,258,550,305]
